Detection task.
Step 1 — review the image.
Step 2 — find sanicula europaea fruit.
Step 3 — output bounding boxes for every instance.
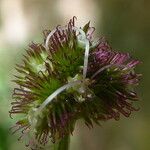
[10,17,141,149]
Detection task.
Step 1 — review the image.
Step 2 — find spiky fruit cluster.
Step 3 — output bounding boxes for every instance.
[10,17,141,149]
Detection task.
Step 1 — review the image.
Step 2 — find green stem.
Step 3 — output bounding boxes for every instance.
[53,135,70,150]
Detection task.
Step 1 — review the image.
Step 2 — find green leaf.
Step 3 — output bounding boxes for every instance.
[83,21,90,33]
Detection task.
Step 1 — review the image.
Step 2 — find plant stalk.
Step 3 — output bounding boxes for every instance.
[53,135,70,150]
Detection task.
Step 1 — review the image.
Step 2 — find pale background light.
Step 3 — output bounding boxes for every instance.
[0,0,28,45]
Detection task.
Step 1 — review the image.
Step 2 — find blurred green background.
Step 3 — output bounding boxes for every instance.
[0,0,149,149]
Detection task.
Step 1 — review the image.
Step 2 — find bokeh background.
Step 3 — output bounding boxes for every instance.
[0,0,150,149]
